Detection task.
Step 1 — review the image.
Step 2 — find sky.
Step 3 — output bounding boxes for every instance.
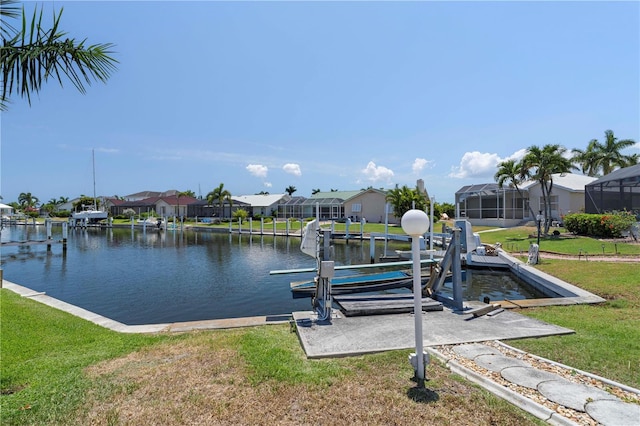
[1,1,639,205]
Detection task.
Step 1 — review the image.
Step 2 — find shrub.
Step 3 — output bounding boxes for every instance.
[564,211,636,238]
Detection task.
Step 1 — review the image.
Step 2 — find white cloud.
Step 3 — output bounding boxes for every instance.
[449,149,529,179]
[361,161,394,183]
[282,163,302,176]
[264,182,272,188]
[449,151,501,179]
[506,148,527,161]
[412,158,433,174]
[246,164,268,178]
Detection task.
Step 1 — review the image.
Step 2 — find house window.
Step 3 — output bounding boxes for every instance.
[539,196,559,214]
[351,203,361,213]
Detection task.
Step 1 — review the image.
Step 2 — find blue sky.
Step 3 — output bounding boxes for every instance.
[2,1,639,205]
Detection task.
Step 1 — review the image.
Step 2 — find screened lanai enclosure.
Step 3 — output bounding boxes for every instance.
[277,196,346,219]
[585,164,640,215]
[455,184,530,226]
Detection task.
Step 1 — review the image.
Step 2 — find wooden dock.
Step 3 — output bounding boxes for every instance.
[333,294,443,317]
[1,239,65,247]
[465,254,510,268]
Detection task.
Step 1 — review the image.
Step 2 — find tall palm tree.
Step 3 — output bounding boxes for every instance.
[385,184,427,219]
[1,0,118,110]
[520,144,573,234]
[494,159,535,220]
[311,188,321,195]
[285,185,296,196]
[592,130,637,175]
[571,139,602,177]
[207,183,232,218]
[17,192,39,209]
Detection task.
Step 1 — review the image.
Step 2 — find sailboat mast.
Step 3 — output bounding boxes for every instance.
[92,149,97,210]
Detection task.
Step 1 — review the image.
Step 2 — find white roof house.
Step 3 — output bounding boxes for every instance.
[232,194,291,217]
[521,173,597,220]
[456,173,597,227]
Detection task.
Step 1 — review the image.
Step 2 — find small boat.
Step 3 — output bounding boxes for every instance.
[291,270,425,296]
[72,150,108,224]
[72,208,108,223]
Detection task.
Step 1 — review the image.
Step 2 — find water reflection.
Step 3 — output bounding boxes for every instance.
[1,225,543,325]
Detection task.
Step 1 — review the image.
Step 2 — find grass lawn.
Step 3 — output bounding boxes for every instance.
[1,291,543,425]
[508,260,640,388]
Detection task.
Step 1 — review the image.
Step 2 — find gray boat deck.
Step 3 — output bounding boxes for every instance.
[466,254,510,268]
[333,294,443,316]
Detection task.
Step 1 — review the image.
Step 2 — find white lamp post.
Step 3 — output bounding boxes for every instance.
[401,208,430,384]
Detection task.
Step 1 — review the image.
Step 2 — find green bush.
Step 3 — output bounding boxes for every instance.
[564,211,636,238]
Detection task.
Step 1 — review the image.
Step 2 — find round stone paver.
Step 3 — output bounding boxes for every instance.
[538,380,620,412]
[500,366,565,389]
[452,343,502,360]
[474,354,531,373]
[585,399,640,426]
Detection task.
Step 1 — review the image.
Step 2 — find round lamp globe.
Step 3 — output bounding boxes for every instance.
[401,209,430,236]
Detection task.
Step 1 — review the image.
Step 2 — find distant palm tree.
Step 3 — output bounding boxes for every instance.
[207,183,232,218]
[57,196,69,205]
[494,159,536,220]
[1,0,118,110]
[285,185,296,196]
[18,192,39,209]
[592,130,637,175]
[520,144,573,234]
[311,188,321,195]
[385,184,427,219]
[571,139,602,177]
[176,191,190,219]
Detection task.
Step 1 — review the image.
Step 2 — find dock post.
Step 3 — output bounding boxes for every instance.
[286,220,289,236]
[370,235,376,263]
[62,222,68,252]
[249,218,253,235]
[323,230,331,261]
[451,228,464,311]
[131,217,134,230]
[46,219,52,251]
[260,218,264,235]
[273,218,276,235]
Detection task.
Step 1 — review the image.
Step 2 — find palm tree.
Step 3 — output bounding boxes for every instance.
[592,130,637,175]
[520,144,573,234]
[623,153,640,167]
[494,159,536,220]
[207,183,232,218]
[18,192,38,208]
[176,191,190,219]
[571,139,601,177]
[285,185,296,196]
[385,184,427,219]
[1,0,118,110]
[311,188,321,195]
[57,196,69,205]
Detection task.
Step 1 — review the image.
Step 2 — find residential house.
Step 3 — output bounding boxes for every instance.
[585,164,640,214]
[455,173,596,227]
[232,194,291,218]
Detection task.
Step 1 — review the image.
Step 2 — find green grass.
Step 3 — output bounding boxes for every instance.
[0,290,173,425]
[236,326,348,386]
[478,226,640,255]
[509,260,640,388]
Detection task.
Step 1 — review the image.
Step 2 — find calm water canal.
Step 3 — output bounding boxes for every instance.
[1,225,544,325]
[0,225,398,325]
